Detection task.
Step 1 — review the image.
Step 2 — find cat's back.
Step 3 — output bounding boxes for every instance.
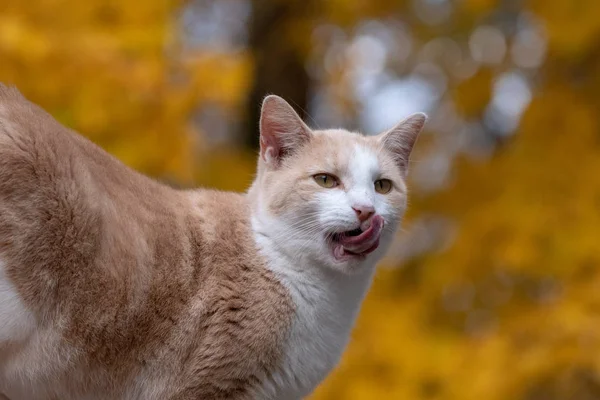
[0,83,173,312]
[0,83,178,397]
[0,85,295,399]
[0,83,166,208]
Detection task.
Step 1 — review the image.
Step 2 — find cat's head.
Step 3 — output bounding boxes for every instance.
[249,95,426,274]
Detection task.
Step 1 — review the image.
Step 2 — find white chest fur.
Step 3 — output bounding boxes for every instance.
[254,235,375,399]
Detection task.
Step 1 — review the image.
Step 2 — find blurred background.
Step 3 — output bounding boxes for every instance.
[2,0,600,398]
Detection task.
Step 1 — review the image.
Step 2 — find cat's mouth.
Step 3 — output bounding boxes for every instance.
[331,215,384,261]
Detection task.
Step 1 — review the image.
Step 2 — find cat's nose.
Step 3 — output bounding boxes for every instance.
[352,205,375,222]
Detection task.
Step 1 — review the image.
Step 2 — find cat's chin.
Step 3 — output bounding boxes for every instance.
[330,215,384,263]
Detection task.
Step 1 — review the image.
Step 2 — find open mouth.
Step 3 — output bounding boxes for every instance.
[344,227,363,237]
[331,215,384,261]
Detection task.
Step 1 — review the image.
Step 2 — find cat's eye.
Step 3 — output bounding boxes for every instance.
[374,179,392,194]
[313,174,338,189]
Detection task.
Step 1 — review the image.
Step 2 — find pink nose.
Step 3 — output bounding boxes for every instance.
[352,205,375,222]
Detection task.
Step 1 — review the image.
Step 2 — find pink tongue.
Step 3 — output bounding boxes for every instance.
[340,215,384,250]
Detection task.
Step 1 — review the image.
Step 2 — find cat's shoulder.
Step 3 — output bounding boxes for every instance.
[0,83,25,101]
[0,83,81,180]
[0,83,57,136]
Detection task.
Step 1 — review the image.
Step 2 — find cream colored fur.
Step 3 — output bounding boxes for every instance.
[0,85,425,399]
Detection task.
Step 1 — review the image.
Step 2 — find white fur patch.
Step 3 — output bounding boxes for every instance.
[0,263,35,343]
[252,228,376,399]
[346,144,379,208]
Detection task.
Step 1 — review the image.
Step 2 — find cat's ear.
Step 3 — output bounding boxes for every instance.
[259,95,312,166]
[378,113,427,174]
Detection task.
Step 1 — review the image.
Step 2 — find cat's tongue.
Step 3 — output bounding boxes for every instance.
[334,215,384,259]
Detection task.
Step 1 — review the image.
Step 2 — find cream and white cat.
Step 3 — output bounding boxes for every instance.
[0,84,425,399]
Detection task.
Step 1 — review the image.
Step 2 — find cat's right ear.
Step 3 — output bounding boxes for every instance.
[259,95,312,167]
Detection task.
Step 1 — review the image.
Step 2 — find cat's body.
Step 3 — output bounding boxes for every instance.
[0,84,425,399]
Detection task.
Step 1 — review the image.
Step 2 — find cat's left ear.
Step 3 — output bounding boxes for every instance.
[378,113,427,175]
[259,95,312,167]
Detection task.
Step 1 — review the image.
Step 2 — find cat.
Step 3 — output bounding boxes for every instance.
[0,84,426,400]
